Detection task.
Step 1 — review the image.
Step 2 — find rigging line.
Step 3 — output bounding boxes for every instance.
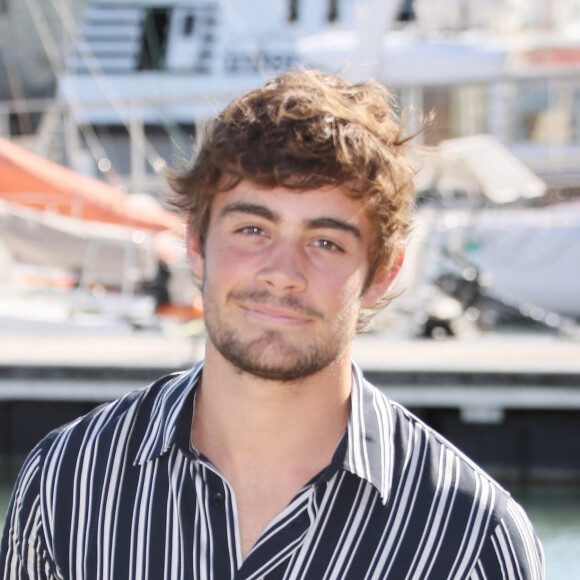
[22,0,118,180]
[47,0,160,166]
[43,0,165,174]
[21,0,62,72]
[0,18,34,134]
[59,0,200,174]
[61,0,194,171]
[135,6,197,152]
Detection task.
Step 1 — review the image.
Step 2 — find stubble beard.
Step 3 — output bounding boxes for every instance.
[203,288,357,382]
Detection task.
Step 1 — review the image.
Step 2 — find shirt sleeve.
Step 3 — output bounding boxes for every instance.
[470,496,545,580]
[0,445,57,580]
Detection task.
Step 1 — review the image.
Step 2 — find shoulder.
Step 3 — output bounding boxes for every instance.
[475,496,545,578]
[362,381,544,577]
[377,385,516,518]
[7,369,191,519]
[44,371,185,455]
[11,369,186,480]
[0,370,192,576]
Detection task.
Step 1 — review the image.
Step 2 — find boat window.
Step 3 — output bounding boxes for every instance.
[328,0,338,22]
[420,84,488,145]
[421,84,488,145]
[513,81,577,144]
[138,8,171,70]
[398,0,415,22]
[183,14,195,37]
[288,0,298,22]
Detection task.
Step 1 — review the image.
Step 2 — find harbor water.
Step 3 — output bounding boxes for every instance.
[1,466,579,577]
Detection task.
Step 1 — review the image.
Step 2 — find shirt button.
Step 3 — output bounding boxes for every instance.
[211,492,224,507]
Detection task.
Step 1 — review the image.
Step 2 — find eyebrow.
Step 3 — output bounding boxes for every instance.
[219,202,361,239]
[219,202,277,222]
[307,217,361,239]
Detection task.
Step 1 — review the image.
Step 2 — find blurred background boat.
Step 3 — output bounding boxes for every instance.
[0,0,579,336]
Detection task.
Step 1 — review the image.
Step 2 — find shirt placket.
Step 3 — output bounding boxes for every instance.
[194,458,319,580]
[192,456,332,580]
[194,460,242,578]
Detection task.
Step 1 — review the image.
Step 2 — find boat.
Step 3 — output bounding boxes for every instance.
[2,1,578,193]
[43,0,580,193]
[0,135,181,232]
[0,200,157,288]
[2,0,580,334]
[393,135,580,335]
[0,137,199,326]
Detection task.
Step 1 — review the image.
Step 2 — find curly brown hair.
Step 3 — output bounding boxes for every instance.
[167,70,418,322]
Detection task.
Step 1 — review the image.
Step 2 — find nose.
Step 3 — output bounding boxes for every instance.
[256,238,307,292]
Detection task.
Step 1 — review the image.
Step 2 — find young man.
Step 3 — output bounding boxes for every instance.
[1,71,544,579]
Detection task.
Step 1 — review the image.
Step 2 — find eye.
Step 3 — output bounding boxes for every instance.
[237,226,265,237]
[312,239,344,252]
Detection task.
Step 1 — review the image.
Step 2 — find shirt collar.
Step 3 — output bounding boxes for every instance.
[133,360,396,504]
[134,362,203,465]
[343,361,395,505]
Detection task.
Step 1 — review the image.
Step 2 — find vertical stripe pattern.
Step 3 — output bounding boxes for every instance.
[1,362,544,579]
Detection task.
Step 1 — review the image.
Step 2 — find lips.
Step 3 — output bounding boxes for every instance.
[240,303,311,325]
[229,290,323,323]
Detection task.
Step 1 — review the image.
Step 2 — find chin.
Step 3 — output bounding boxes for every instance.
[219,332,346,383]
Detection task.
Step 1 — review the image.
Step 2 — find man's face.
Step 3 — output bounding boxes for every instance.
[189,180,395,382]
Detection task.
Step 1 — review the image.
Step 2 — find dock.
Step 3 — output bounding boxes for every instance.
[1,328,580,483]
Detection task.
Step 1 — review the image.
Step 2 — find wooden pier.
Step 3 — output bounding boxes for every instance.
[1,330,579,483]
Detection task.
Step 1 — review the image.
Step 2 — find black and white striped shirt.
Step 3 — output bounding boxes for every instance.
[1,362,544,579]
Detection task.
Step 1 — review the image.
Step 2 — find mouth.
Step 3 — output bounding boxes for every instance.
[231,290,323,325]
[240,304,312,325]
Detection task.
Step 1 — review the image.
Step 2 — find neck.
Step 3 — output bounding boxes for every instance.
[192,342,352,479]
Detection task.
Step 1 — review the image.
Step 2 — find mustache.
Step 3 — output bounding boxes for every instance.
[228,290,324,320]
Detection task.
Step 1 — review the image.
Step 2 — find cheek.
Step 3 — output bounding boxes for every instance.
[322,269,367,310]
[204,244,262,296]
[206,239,241,272]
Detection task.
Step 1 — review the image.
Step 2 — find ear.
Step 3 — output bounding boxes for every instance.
[361,245,405,308]
[186,217,205,280]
